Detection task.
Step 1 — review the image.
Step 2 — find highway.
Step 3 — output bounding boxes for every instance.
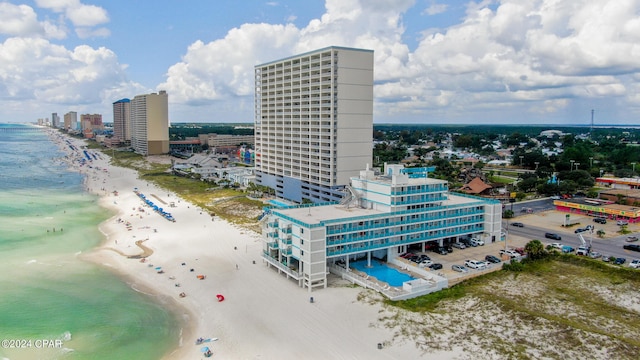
[506,223,640,261]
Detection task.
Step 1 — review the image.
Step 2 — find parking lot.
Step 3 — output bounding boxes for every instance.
[400,235,531,285]
[397,210,639,285]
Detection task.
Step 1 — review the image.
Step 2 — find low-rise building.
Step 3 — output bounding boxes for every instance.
[261,164,502,298]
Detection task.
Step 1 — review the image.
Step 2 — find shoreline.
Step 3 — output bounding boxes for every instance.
[49,131,197,359]
[49,131,428,359]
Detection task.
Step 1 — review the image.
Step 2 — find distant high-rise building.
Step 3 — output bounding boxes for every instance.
[113,98,131,144]
[254,46,374,203]
[64,111,78,131]
[130,91,169,155]
[51,113,60,128]
[81,114,103,138]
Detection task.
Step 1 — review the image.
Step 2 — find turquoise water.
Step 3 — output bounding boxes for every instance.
[351,260,415,286]
[0,124,179,360]
[268,199,293,208]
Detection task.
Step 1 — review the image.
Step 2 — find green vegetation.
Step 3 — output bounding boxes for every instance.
[106,148,264,231]
[389,285,467,312]
[378,246,640,358]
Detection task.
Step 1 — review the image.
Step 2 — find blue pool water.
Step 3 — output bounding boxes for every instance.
[268,199,293,208]
[351,260,415,287]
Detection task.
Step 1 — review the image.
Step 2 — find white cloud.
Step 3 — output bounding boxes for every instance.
[160,23,300,104]
[75,26,110,39]
[65,3,108,27]
[161,0,415,105]
[36,0,109,29]
[422,2,448,16]
[5,0,640,124]
[0,36,141,119]
[0,2,66,39]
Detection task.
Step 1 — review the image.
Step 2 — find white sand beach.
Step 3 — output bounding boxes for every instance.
[53,133,437,360]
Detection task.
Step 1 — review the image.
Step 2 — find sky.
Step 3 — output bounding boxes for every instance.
[1,0,640,125]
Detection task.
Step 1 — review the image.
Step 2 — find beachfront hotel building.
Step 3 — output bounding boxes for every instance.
[51,113,60,128]
[254,46,374,203]
[130,91,169,155]
[113,98,131,144]
[261,164,503,297]
[64,111,78,131]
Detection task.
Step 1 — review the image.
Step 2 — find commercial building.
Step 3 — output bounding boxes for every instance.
[130,91,169,155]
[197,133,254,148]
[553,197,640,223]
[261,164,503,298]
[113,98,131,144]
[254,46,374,203]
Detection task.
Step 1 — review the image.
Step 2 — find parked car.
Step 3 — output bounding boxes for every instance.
[623,244,640,252]
[545,232,562,240]
[429,263,443,270]
[418,260,434,268]
[588,251,602,259]
[574,225,593,234]
[617,220,629,226]
[514,247,526,256]
[470,238,485,246]
[464,259,487,270]
[465,238,478,247]
[614,257,626,265]
[549,243,563,250]
[452,242,466,249]
[511,222,524,227]
[485,255,501,263]
[593,217,607,224]
[629,259,640,269]
[499,249,520,258]
[626,236,639,242]
[434,247,448,255]
[561,245,575,253]
[452,264,469,273]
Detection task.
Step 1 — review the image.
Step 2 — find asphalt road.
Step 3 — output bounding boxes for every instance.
[507,223,640,261]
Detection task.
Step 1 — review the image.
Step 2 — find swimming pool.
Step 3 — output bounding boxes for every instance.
[268,199,293,208]
[351,260,415,287]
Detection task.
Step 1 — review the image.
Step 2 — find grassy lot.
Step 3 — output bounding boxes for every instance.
[490,175,516,184]
[107,148,264,231]
[373,255,640,359]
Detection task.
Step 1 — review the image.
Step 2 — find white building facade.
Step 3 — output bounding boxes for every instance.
[261,164,503,296]
[254,46,374,203]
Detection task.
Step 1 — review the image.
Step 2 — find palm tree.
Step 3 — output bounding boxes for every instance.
[524,239,547,260]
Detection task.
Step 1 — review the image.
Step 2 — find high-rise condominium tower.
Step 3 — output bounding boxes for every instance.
[130,91,169,155]
[254,46,374,203]
[113,98,131,144]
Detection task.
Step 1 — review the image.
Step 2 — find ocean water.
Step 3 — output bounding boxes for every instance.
[0,124,179,360]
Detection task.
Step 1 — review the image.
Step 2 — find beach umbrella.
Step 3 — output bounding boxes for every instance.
[155,267,162,270]
[200,347,210,353]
